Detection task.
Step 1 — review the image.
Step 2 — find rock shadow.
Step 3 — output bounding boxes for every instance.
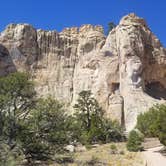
[0,44,16,76]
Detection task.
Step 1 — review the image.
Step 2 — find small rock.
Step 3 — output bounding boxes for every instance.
[65,145,75,153]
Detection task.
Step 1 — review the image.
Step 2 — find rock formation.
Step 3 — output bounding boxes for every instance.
[0,13,165,131]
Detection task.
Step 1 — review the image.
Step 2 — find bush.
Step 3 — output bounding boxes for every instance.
[102,119,125,143]
[156,105,166,145]
[136,104,166,145]
[73,91,105,144]
[73,90,125,144]
[0,73,126,164]
[127,130,144,152]
[19,97,70,162]
[110,144,118,154]
[136,105,160,137]
[107,22,116,35]
[0,140,24,166]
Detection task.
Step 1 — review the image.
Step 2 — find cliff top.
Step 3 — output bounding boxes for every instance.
[1,13,148,36]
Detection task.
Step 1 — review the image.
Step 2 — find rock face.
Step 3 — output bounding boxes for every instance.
[0,13,165,131]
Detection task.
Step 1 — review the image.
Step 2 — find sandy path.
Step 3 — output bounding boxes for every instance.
[143,146,166,166]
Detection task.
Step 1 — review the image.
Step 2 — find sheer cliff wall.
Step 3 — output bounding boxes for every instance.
[0,13,165,131]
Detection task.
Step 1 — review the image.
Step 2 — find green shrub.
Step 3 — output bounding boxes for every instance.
[136,104,166,146]
[107,22,116,35]
[0,72,36,148]
[0,141,24,166]
[73,90,125,144]
[0,73,126,164]
[136,105,160,137]
[19,97,70,162]
[102,119,125,143]
[156,105,166,146]
[110,144,118,154]
[127,130,144,152]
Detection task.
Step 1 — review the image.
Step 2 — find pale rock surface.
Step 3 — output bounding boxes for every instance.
[65,145,75,153]
[0,13,165,131]
[116,14,166,131]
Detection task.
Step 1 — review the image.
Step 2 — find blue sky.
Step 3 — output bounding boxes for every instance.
[0,0,166,46]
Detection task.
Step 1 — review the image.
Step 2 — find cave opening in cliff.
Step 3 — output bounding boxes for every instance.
[111,83,120,94]
[145,81,166,100]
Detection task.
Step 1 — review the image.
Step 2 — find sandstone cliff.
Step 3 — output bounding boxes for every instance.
[0,13,165,131]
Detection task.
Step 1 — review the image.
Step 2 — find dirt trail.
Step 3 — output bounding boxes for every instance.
[143,146,166,166]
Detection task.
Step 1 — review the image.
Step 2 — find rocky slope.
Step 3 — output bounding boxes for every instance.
[0,13,165,131]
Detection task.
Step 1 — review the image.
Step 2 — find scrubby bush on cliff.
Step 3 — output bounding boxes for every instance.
[107,22,116,34]
[73,90,124,144]
[127,130,144,152]
[136,104,166,145]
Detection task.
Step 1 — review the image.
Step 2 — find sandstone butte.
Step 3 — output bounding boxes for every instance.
[0,13,165,132]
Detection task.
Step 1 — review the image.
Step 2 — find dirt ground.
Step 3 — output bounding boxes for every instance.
[143,146,166,166]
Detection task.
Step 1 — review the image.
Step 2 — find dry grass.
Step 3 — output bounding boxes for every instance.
[50,142,144,166]
[74,143,143,166]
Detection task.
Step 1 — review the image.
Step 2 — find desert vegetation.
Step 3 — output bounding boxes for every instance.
[127,104,166,152]
[126,130,144,152]
[0,72,125,165]
[107,22,116,34]
[1,72,165,165]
